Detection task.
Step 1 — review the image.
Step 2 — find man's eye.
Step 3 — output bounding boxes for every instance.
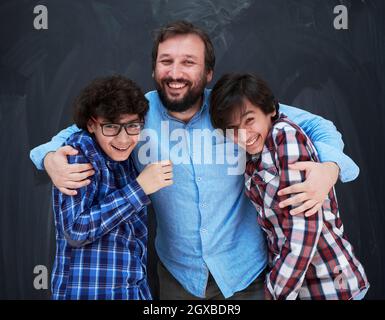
[184,60,195,65]
[160,60,172,65]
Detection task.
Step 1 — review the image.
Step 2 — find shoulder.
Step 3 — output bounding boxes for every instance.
[270,115,308,147]
[145,90,160,104]
[65,131,104,167]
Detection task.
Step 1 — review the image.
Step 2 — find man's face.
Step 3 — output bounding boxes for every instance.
[154,34,213,112]
[87,114,142,162]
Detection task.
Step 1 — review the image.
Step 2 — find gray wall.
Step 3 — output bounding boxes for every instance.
[0,0,384,299]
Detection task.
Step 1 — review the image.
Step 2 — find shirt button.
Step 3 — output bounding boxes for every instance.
[201,228,207,233]
[200,203,206,208]
[197,177,202,182]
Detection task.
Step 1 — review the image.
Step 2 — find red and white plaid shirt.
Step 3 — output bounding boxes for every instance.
[245,114,369,300]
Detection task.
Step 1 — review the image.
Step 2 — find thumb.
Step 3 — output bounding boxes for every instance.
[288,161,312,172]
[58,145,78,156]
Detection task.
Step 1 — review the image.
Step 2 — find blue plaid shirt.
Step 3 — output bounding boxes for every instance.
[51,131,152,300]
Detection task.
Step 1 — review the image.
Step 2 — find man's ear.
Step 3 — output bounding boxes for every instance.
[206,70,213,84]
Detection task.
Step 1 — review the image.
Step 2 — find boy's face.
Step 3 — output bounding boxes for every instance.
[87,114,142,162]
[228,99,276,155]
[153,33,213,112]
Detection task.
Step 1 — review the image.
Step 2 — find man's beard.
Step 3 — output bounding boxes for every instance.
[155,74,207,113]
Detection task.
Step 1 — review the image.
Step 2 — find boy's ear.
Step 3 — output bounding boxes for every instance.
[87,119,95,133]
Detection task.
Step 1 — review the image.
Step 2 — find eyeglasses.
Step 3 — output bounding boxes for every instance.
[92,118,144,136]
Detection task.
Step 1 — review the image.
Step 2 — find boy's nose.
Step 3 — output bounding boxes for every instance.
[115,129,134,143]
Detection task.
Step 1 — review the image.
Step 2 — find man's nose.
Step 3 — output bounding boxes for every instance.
[168,63,184,79]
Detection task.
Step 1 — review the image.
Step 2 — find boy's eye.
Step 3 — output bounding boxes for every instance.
[126,123,141,129]
[245,118,254,125]
[104,124,119,129]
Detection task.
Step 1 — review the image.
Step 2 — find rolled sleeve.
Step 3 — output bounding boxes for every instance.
[313,142,360,183]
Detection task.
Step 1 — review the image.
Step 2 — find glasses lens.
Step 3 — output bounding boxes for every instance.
[102,124,121,136]
[125,123,144,135]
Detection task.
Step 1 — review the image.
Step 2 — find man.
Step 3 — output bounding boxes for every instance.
[30,21,359,300]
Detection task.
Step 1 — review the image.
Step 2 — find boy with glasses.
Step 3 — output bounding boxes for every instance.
[51,75,173,299]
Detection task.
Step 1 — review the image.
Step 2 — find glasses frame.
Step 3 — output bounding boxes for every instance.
[91,117,144,137]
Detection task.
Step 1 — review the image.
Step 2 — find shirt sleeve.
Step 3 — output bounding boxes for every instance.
[55,148,151,248]
[30,124,81,170]
[265,125,323,300]
[279,104,359,183]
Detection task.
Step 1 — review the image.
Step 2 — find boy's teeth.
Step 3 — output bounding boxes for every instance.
[113,145,128,151]
[246,136,258,146]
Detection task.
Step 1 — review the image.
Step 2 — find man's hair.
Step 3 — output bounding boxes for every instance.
[151,20,215,73]
[73,75,149,130]
[210,73,280,131]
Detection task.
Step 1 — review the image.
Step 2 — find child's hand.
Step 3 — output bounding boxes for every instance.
[136,160,173,195]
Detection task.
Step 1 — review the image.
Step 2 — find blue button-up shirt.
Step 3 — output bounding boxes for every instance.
[30,89,359,298]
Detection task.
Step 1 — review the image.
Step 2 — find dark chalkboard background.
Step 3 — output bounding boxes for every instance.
[0,0,384,299]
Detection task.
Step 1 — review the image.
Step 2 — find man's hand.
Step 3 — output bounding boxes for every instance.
[277,161,339,217]
[136,160,173,195]
[44,146,95,196]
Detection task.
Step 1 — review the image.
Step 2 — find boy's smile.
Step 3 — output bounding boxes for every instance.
[87,114,142,162]
[228,99,276,155]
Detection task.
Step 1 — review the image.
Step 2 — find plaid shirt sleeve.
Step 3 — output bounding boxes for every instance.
[56,145,150,248]
[265,124,323,300]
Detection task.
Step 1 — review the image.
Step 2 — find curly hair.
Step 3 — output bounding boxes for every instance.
[73,75,149,130]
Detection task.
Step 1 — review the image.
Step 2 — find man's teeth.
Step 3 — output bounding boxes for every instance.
[246,136,258,146]
[168,82,186,89]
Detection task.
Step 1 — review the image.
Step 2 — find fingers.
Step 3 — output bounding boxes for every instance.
[68,163,94,173]
[288,161,314,172]
[305,202,323,217]
[277,182,306,196]
[160,159,172,167]
[290,200,318,215]
[61,179,91,190]
[279,191,307,208]
[163,172,173,181]
[58,145,79,156]
[69,169,95,181]
[58,187,78,196]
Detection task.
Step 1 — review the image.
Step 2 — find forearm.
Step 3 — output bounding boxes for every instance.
[30,124,81,170]
[60,180,150,247]
[280,104,359,182]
